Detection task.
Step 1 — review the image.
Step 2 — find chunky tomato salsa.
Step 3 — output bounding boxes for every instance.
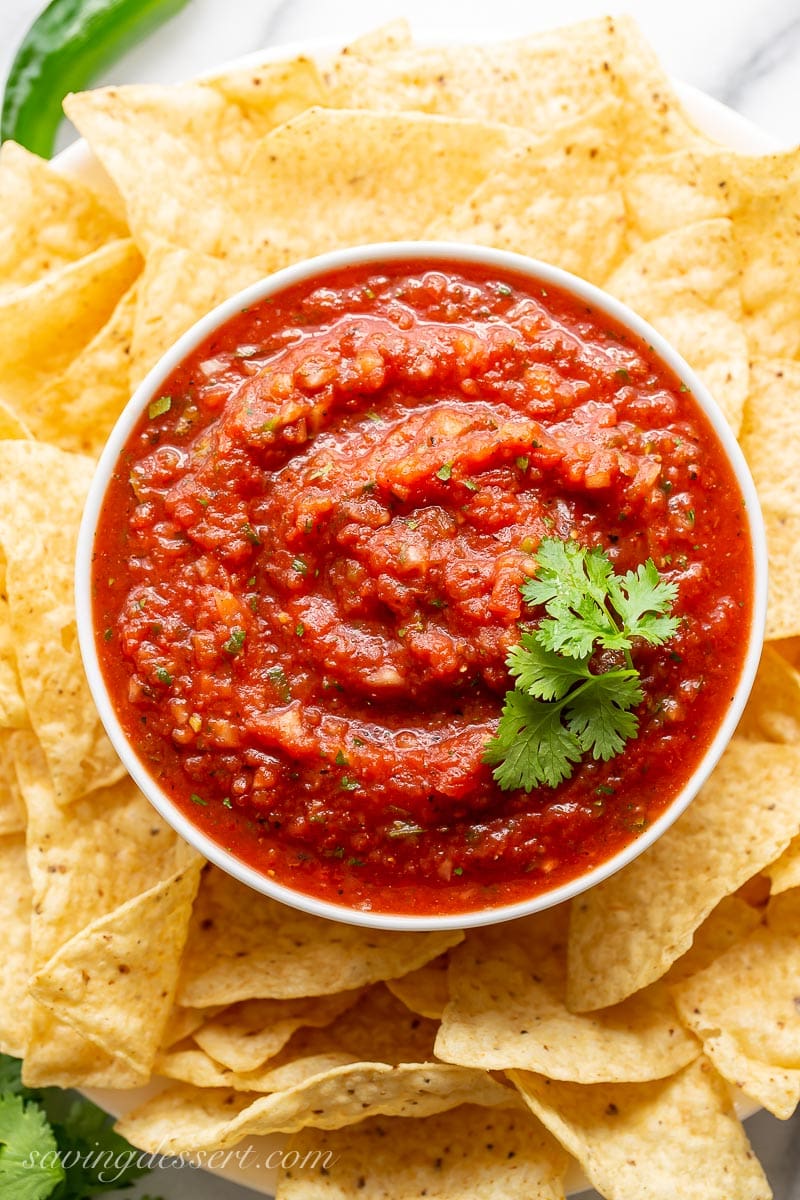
[93,259,753,915]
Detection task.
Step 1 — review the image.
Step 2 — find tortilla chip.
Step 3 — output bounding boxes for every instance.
[155,1043,357,1093]
[664,895,764,985]
[0,555,27,732]
[672,890,800,1118]
[193,991,363,1073]
[764,835,800,895]
[740,360,800,638]
[327,16,706,161]
[0,400,30,440]
[605,218,749,434]
[14,731,192,1086]
[15,733,186,964]
[567,740,800,1010]
[33,281,138,456]
[168,984,441,1095]
[201,52,325,121]
[0,239,141,436]
[0,731,26,834]
[31,857,202,1076]
[0,833,31,1056]
[623,150,731,244]
[735,645,800,744]
[436,906,698,1083]
[23,1012,149,1090]
[0,140,127,292]
[130,243,263,382]
[219,108,517,270]
[117,1064,513,1154]
[177,865,463,1006]
[427,99,627,283]
[277,1104,568,1200]
[510,1059,769,1200]
[161,1005,219,1050]
[0,443,123,802]
[625,147,800,357]
[386,955,450,1020]
[64,61,325,252]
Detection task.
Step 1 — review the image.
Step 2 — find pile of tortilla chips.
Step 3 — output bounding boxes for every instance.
[2,15,800,1199]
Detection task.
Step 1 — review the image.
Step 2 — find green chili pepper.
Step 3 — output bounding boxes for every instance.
[1,0,192,159]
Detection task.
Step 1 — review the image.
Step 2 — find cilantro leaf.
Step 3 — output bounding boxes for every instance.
[606,559,680,646]
[484,689,582,791]
[486,537,678,790]
[0,1054,158,1200]
[522,537,611,613]
[0,1093,64,1200]
[565,669,643,760]
[507,635,591,701]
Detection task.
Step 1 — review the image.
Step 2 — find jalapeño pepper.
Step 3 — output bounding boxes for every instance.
[1,0,192,158]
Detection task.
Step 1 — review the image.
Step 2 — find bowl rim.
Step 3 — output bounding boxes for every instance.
[75,239,768,931]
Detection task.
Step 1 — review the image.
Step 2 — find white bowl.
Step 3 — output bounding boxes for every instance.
[76,241,767,932]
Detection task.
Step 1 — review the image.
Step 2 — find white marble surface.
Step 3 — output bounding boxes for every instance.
[2,1,800,1198]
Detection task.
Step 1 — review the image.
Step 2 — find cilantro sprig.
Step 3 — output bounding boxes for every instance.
[484,537,679,791]
[0,1054,160,1200]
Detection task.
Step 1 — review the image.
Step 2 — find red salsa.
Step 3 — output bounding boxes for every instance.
[93,259,753,915]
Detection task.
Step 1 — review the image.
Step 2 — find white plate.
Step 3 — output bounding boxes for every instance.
[60,33,776,1200]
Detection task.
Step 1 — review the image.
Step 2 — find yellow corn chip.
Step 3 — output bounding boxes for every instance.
[277,1104,568,1200]
[177,866,463,1006]
[568,741,800,1010]
[511,1059,770,1200]
[672,889,800,1117]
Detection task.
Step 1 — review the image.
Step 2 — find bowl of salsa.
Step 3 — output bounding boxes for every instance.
[76,243,767,930]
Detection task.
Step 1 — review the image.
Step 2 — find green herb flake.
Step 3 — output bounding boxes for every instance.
[516,456,529,471]
[436,461,454,482]
[464,478,480,492]
[222,797,233,809]
[154,666,173,686]
[614,367,631,383]
[223,628,246,656]
[453,866,464,876]
[190,793,208,807]
[295,622,305,638]
[334,749,349,766]
[147,394,172,420]
[103,627,113,642]
[268,666,291,702]
[495,282,513,297]
[241,522,261,545]
[291,557,309,577]
[340,775,360,792]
